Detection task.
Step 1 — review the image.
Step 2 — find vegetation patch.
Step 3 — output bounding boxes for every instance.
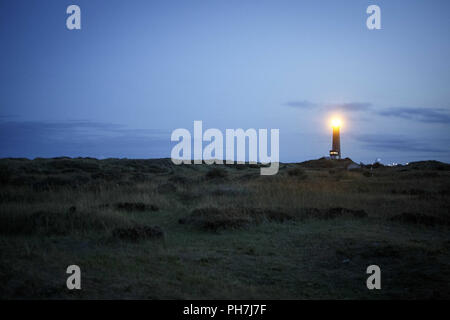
[302,207,368,220]
[112,225,164,242]
[157,183,177,194]
[115,202,159,212]
[1,157,449,299]
[205,168,228,179]
[210,186,246,197]
[177,190,202,204]
[179,206,368,231]
[287,167,307,179]
[179,207,294,231]
[390,212,450,227]
[169,175,191,185]
[0,209,124,236]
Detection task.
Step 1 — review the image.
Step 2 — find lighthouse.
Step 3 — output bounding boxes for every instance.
[329,119,341,159]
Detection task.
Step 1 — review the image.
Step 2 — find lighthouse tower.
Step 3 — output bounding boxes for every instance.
[329,119,341,159]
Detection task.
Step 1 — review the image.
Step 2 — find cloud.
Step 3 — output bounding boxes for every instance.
[284,99,450,124]
[0,120,170,158]
[376,107,450,124]
[353,133,449,154]
[284,100,372,112]
[0,114,18,119]
[326,102,372,112]
[283,100,317,108]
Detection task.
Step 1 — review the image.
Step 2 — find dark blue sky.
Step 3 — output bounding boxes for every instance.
[1,0,449,163]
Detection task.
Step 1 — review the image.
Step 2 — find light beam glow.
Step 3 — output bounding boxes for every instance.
[331,118,342,128]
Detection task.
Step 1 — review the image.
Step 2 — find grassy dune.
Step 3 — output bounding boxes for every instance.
[0,157,449,299]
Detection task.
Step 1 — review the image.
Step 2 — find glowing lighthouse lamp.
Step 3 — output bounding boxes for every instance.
[329,118,342,160]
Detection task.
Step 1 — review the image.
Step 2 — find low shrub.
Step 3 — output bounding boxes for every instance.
[115,202,159,212]
[390,212,450,227]
[287,168,307,179]
[112,225,164,241]
[205,168,228,179]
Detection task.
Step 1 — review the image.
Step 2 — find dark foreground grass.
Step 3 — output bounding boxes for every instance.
[0,157,449,299]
